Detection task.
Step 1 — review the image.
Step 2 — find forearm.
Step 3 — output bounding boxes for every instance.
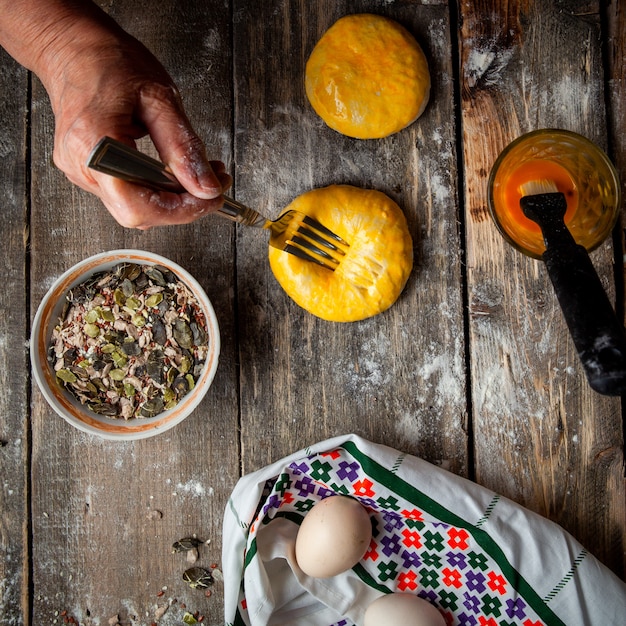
[0,0,128,91]
[0,0,230,228]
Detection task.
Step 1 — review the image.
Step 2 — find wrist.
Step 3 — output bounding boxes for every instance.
[0,1,127,91]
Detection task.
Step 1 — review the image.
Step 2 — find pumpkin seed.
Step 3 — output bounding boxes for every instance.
[182,567,213,589]
[172,537,203,553]
[113,288,126,306]
[140,397,164,417]
[109,368,125,381]
[100,308,115,323]
[56,369,77,384]
[174,319,193,349]
[131,313,146,327]
[145,293,163,308]
[85,309,99,324]
[84,323,100,338]
[125,296,141,310]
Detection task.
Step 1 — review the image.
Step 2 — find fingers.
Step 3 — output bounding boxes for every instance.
[47,45,232,229]
[137,83,230,201]
[95,174,226,230]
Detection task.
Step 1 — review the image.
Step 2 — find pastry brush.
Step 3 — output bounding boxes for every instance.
[519,179,626,396]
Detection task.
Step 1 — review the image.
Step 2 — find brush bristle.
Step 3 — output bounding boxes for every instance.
[519,179,559,197]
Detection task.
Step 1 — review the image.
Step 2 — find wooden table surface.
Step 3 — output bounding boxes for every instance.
[1,1,625,624]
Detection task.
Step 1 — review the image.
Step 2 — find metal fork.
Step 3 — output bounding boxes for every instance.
[87,136,349,270]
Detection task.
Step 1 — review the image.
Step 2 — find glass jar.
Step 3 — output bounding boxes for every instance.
[487,129,621,259]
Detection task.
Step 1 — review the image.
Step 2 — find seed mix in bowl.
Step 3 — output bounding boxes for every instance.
[49,262,209,419]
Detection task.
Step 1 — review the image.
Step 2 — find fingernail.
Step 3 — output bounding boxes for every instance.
[195,165,223,199]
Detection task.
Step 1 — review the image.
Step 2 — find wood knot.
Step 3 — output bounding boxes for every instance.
[470,204,489,223]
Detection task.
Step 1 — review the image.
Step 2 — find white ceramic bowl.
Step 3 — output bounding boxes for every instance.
[31,250,220,441]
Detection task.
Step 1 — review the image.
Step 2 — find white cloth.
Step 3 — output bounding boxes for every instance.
[223,434,626,626]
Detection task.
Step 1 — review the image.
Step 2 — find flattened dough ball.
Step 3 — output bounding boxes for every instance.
[305,14,430,139]
[269,185,413,322]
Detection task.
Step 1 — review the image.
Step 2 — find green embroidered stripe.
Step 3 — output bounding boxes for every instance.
[341,440,565,626]
[245,511,303,569]
[476,494,501,528]
[353,562,392,594]
[544,549,587,603]
[244,537,258,568]
[391,453,405,474]
[228,496,250,532]
[231,607,247,626]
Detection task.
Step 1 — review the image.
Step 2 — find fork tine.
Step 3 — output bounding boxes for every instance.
[289,235,341,266]
[294,225,347,258]
[283,242,338,270]
[300,215,349,247]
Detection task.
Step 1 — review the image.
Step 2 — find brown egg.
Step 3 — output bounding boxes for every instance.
[294,495,372,578]
[364,593,445,626]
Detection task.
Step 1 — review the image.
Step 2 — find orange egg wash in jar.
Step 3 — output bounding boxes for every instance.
[498,159,578,233]
[488,129,621,259]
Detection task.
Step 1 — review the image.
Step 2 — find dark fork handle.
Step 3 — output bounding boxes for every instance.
[87,136,185,193]
[86,136,265,225]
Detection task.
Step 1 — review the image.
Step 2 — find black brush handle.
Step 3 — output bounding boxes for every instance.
[522,193,626,396]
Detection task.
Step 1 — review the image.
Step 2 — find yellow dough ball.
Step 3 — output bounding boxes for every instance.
[305,14,430,139]
[269,185,413,322]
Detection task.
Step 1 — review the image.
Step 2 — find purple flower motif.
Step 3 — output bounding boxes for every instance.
[432,521,451,529]
[382,511,404,531]
[457,612,478,625]
[466,570,486,593]
[420,589,438,604]
[317,485,335,499]
[400,549,421,569]
[336,460,360,481]
[265,494,281,511]
[358,497,377,509]
[447,551,468,569]
[289,461,310,475]
[294,476,316,497]
[380,533,402,556]
[463,592,481,614]
[505,596,527,619]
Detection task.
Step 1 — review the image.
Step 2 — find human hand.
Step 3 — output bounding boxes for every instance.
[1,1,231,229]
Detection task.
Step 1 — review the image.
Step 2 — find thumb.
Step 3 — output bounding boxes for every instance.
[139,83,223,199]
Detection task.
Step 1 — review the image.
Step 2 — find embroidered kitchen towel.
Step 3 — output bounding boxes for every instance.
[222,434,626,626]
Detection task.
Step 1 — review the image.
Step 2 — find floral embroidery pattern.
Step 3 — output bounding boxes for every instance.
[238,444,564,626]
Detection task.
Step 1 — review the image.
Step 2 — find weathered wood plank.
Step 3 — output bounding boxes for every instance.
[0,48,29,624]
[460,0,624,576]
[606,0,626,300]
[234,0,468,475]
[28,1,237,623]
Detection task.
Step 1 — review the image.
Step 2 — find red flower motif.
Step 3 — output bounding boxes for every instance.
[487,571,507,595]
[401,508,424,521]
[281,492,294,506]
[522,621,545,626]
[478,617,497,626]
[321,449,341,459]
[442,567,463,589]
[363,543,379,561]
[447,527,469,549]
[353,478,376,497]
[398,570,419,591]
[401,528,422,548]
